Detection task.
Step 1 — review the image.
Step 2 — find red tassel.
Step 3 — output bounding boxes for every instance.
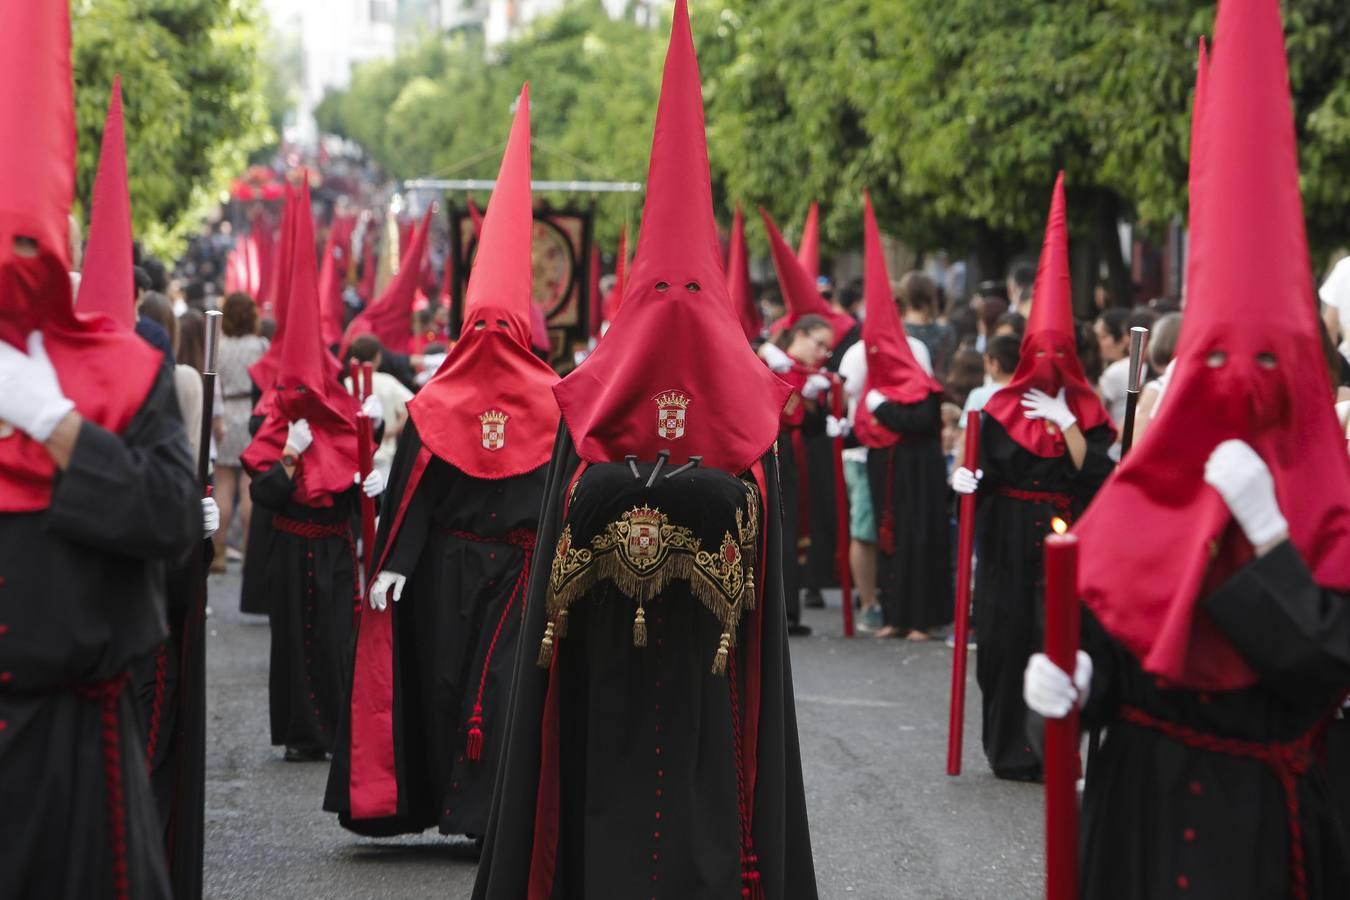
[877,511,896,555]
[466,704,484,762]
[742,854,764,900]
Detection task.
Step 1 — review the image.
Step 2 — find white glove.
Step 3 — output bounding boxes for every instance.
[1021,387,1077,432]
[951,466,983,495]
[865,389,887,413]
[825,415,851,439]
[1204,439,1289,547]
[202,496,220,538]
[759,342,794,374]
[361,393,384,424]
[361,468,385,498]
[285,419,313,456]
[0,332,76,442]
[1024,651,1093,719]
[369,571,407,610]
[801,373,832,400]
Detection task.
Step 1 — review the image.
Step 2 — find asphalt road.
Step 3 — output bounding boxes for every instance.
[203,567,1042,899]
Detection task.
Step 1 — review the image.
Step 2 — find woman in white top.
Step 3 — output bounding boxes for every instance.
[215,293,269,570]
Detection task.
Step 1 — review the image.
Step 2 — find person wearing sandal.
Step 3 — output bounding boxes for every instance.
[850,201,952,644]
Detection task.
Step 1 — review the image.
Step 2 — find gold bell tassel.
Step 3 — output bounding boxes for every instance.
[536,620,556,668]
[711,632,731,675]
[633,604,648,648]
[556,608,569,638]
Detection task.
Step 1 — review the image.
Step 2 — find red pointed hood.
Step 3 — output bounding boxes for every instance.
[854,192,943,449]
[761,207,854,347]
[248,185,298,395]
[1187,36,1210,247]
[243,181,360,506]
[410,84,560,480]
[0,6,159,512]
[797,201,820,281]
[467,196,486,238]
[1075,0,1350,692]
[726,204,760,341]
[319,215,356,348]
[588,242,603,339]
[77,76,135,329]
[602,226,628,324]
[983,173,1110,456]
[552,0,790,475]
[343,206,433,355]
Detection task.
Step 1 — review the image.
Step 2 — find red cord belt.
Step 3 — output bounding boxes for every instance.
[73,674,133,900]
[272,513,362,621]
[437,526,536,762]
[1120,704,1329,900]
[995,487,1074,519]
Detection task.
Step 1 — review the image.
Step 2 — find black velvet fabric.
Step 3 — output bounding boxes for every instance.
[973,415,1113,779]
[0,366,197,900]
[325,420,546,838]
[472,427,818,899]
[865,394,953,632]
[249,466,359,752]
[1076,542,1350,899]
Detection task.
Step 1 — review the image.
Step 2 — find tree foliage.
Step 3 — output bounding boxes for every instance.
[315,0,1350,277]
[317,2,664,247]
[73,0,272,258]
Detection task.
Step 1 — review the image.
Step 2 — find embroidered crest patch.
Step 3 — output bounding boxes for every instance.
[479,409,508,451]
[654,390,690,440]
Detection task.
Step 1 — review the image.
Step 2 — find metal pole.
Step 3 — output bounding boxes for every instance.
[1119,326,1150,458]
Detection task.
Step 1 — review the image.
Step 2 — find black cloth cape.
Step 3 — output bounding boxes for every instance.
[865,394,953,632]
[472,426,818,899]
[0,366,198,900]
[1075,541,1350,899]
[131,535,211,900]
[249,466,360,752]
[324,419,545,837]
[973,415,1113,780]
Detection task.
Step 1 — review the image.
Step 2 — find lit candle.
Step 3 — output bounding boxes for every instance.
[1043,521,1079,900]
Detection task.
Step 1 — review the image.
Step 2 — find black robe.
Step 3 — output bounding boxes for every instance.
[0,367,198,900]
[1077,542,1350,899]
[249,466,360,753]
[865,394,953,633]
[472,428,817,899]
[130,538,210,900]
[325,420,545,838]
[973,416,1113,779]
[778,401,825,628]
[240,380,272,615]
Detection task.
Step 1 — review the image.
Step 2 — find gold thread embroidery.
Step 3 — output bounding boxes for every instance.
[539,478,761,672]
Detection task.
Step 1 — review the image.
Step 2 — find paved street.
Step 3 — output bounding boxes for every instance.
[204,567,1042,899]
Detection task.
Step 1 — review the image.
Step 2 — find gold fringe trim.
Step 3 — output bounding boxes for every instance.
[540,477,762,677]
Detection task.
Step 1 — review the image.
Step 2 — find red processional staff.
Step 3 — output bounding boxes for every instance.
[350,360,377,580]
[946,411,979,775]
[829,376,854,638]
[1043,523,1079,899]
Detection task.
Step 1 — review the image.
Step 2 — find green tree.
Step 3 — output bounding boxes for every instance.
[73,0,272,258]
[312,0,1350,289]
